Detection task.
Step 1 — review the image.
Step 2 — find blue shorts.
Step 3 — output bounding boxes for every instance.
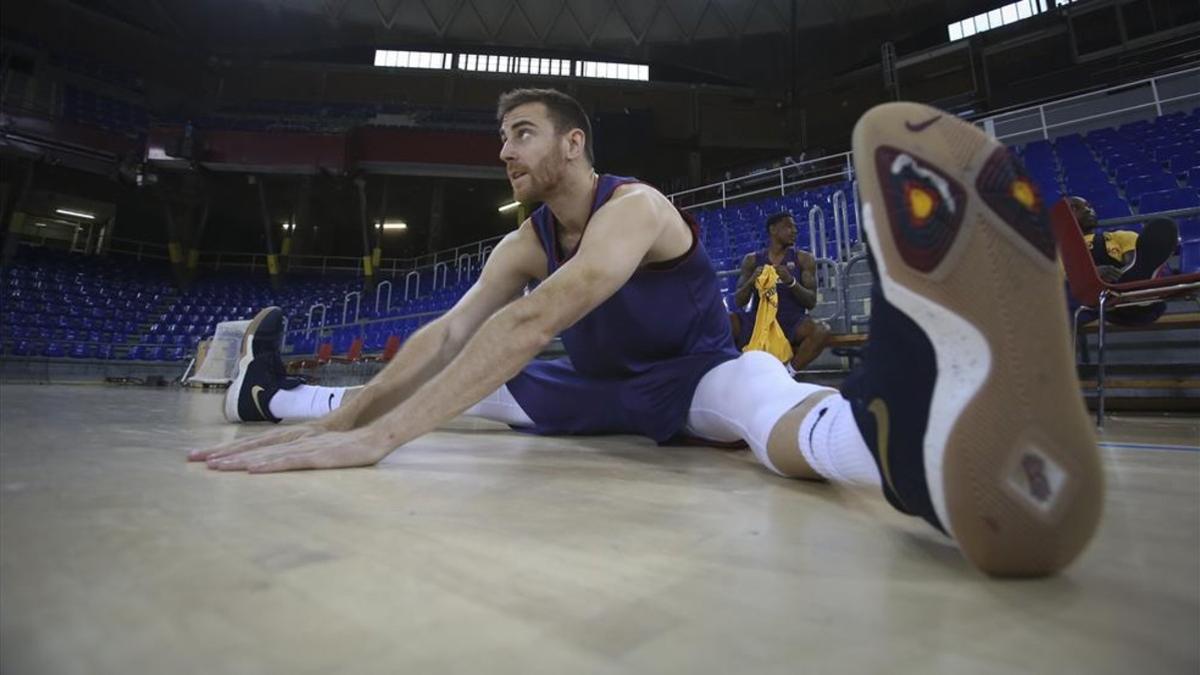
[505,351,737,443]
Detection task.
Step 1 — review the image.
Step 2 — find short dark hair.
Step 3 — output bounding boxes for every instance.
[766,211,793,234]
[497,88,594,165]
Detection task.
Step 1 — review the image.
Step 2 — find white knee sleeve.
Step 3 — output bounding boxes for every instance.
[463,385,534,428]
[685,351,835,474]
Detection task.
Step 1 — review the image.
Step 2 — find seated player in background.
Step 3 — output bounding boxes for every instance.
[729,212,830,374]
[1066,196,1179,325]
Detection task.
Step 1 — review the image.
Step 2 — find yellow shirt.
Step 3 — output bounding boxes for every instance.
[1083,230,1138,262]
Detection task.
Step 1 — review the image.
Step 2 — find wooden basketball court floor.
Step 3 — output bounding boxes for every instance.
[1,383,1196,675]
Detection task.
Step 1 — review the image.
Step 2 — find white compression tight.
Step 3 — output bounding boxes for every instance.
[462,351,880,486]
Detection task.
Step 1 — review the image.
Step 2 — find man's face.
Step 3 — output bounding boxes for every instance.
[770,216,798,245]
[499,102,568,203]
[1069,197,1098,232]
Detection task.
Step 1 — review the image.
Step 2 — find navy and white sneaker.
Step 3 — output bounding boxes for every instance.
[223,307,303,423]
[842,102,1104,577]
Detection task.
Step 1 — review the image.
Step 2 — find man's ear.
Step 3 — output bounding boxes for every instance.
[565,128,586,160]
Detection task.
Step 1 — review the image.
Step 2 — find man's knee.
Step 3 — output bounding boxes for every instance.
[809,320,830,345]
[794,318,830,347]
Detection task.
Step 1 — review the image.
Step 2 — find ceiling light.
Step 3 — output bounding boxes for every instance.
[498,201,520,213]
[55,208,95,220]
[382,221,407,231]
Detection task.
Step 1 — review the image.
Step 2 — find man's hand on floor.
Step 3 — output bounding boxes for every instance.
[188,422,395,473]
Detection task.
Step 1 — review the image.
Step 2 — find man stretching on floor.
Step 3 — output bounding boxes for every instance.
[192,88,1104,578]
[730,212,829,373]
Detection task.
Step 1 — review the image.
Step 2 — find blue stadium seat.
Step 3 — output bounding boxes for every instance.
[1180,239,1200,274]
[1125,175,1180,199]
[1138,188,1199,213]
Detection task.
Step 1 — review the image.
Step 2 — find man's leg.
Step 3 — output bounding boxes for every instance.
[460,385,535,427]
[787,317,830,372]
[223,307,352,423]
[841,102,1101,576]
[1121,217,1179,282]
[685,351,879,485]
[692,103,1104,578]
[224,307,535,426]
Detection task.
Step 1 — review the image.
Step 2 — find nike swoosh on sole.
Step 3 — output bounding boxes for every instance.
[905,115,942,132]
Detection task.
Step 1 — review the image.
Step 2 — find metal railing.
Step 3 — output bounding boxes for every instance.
[667,152,855,212]
[977,66,1200,145]
[375,280,392,315]
[342,291,361,325]
[306,303,328,337]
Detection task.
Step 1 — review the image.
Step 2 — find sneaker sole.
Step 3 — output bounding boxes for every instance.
[853,103,1104,577]
[222,307,278,423]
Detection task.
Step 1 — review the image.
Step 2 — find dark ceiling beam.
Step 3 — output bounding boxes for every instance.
[370,0,407,30]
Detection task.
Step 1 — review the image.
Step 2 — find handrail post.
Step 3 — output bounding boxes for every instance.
[832,190,851,260]
[456,253,472,285]
[840,252,870,334]
[808,205,827,278]
[404,270,420,300]
[720,182,727,208]
[375,280,392,315]
[1038,104,1049,140]
[433,262,448,291]
[831,193,845,263]
[1150,77,1163,117]
[306,303,327,338]
[343,291,361,325]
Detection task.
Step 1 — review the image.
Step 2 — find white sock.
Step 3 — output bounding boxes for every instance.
[268,385,346,421]
[463,385,534,427]
[797,396,882,486]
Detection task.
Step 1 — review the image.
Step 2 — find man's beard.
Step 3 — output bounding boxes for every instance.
[515,152,567,203]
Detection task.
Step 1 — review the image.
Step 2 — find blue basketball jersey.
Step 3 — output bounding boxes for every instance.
[504,174,739,442]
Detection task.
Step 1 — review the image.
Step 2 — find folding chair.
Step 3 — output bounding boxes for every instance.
[1049,199,1200,425]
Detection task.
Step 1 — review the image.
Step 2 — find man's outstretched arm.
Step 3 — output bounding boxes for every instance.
[190,223,542,463]
[207,186,672,472]
[326,227,544,430]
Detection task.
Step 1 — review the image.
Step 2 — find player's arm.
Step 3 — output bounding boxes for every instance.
[203,186,670,472]
[787,252,819,309]
[361,187,669,447]
[325,223,544,430]
[191,223,543,466]
[734,253,760,307]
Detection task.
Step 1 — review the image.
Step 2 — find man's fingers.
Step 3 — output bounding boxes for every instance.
[247,451,323,473]
[206,441,305,470]
[191,428,311,462]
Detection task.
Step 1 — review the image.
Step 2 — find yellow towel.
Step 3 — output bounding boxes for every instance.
[743,265,794,363]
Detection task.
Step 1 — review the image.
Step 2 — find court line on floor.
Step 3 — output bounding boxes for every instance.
[1099,441,1199,452]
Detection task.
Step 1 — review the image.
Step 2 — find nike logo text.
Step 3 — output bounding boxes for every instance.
[905,115,942,132]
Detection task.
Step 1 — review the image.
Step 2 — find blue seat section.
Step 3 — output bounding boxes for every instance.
[0,246,480,361]
[1015,108,1199,218]
[1,247,174,360]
